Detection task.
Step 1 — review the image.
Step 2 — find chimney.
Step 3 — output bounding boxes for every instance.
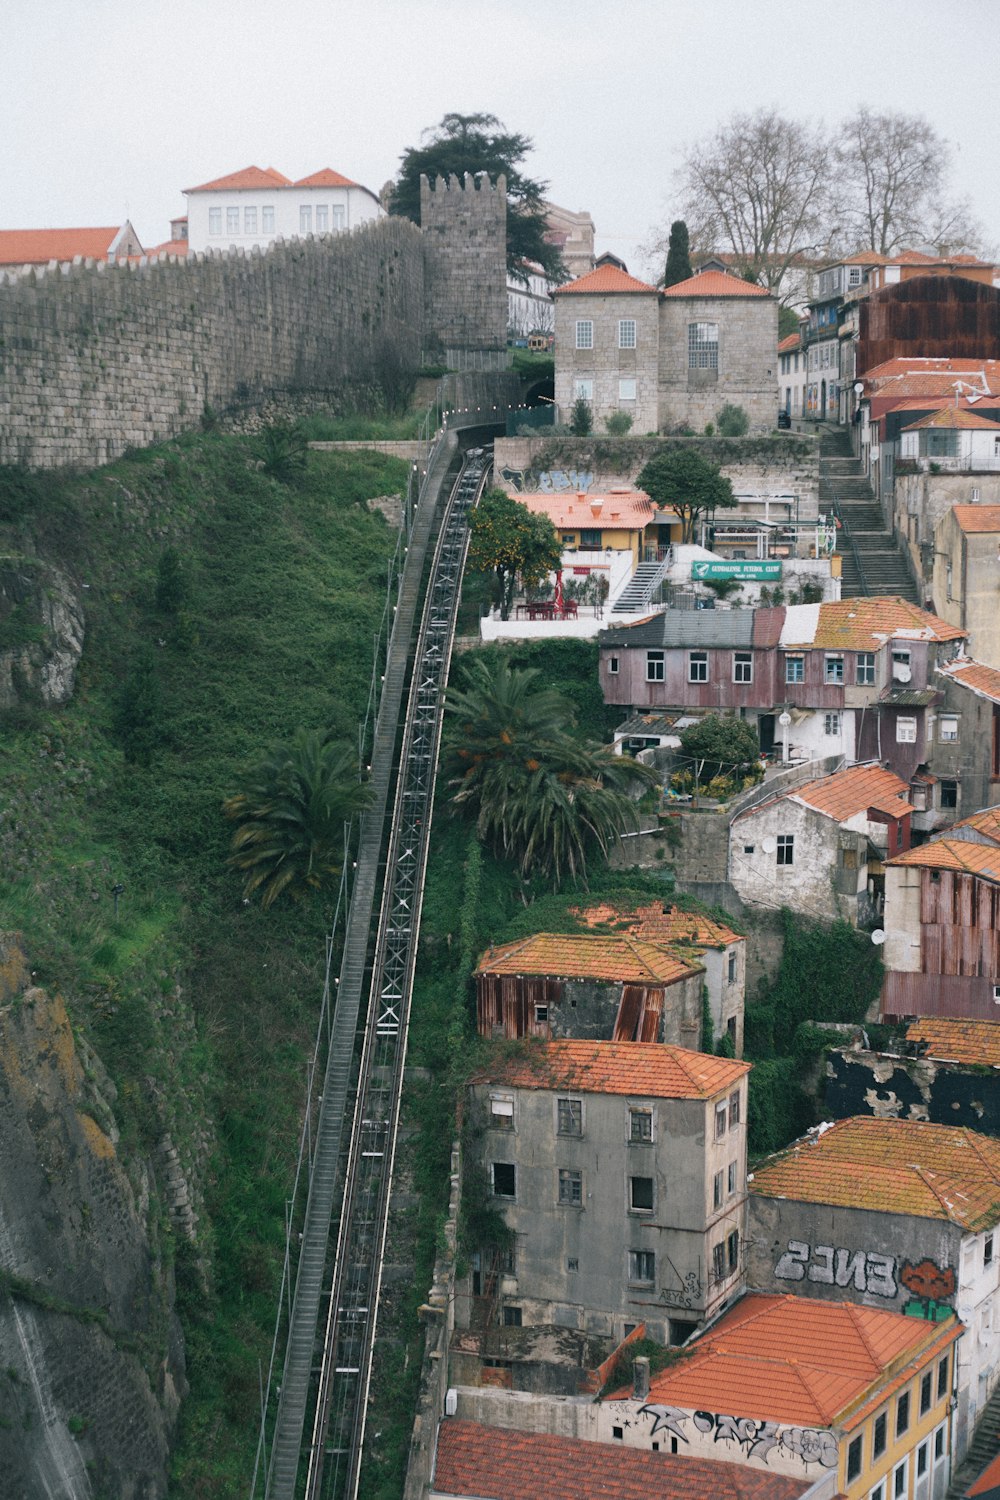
[590,495,604,517]
[633,1356,650,1401]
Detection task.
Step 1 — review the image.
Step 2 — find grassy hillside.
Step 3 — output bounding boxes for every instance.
[0,434,408,1496]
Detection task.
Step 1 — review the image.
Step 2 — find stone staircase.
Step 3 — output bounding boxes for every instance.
[947,1378,1000,1498]
[612,557,672,613]
[820,428,920,602]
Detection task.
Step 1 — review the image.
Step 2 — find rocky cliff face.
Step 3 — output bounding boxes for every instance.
[0,558,85,711]
[0,934,184,1499]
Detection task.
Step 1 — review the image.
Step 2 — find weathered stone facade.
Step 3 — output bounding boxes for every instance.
[658,291,778,433]
[553,287,660,434]
[420,172,507,360]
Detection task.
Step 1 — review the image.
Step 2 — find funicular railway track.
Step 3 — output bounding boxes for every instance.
[263,444,490,1500]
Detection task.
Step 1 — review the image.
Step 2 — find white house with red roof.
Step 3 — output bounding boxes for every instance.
[183,164,382,254]
[901,408,1000,476]
[553,256,778,435]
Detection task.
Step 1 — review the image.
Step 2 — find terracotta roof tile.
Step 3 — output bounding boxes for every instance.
[574,900,743,951]
[861,358,1000,396]
[906,1017,1000,1068]
[903,407,1000,432]
[433,1419,815,1499]
[554,264,658,296]
[473,1039,749,1100]
[0,227,130,265]
[788,764,911,823]
[968,1450,1000,1497]
[778,332,801,352]
[750,1117,1000,1230]
[888,838,1000,879]
[938,658,1000,704]
[293,167,359,188]
[949,805,1000,843]
[781,597,965,649]
[952,505,1000,533]
[619,1294,953,1429]
[185,165,293,193]
[517,490,656,531]
[146,238,189,258]
[660,269,771,298]
[476,932,699,985]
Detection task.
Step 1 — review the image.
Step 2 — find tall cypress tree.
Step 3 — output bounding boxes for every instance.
[663,220,693,287]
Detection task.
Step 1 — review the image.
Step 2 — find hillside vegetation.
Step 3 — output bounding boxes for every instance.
[0,434,407,1495]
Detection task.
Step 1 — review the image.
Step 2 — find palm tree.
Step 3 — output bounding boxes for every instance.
[444,657,658,885]
[222,730,371,907]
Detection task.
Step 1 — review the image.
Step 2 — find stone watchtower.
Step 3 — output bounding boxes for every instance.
[420,172,507,365]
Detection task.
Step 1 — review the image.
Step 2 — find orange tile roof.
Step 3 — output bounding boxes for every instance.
[906,1017,1000,1068]
[790,764,911,823]
[660,269,771,298]
[888,838,1000,879]
[938,658,1000,704]
[145,238,189,258]
[622,1294,951,1429]
[861,358,1000,396]
[293,167,359,188]
[476,932,699,985]
[518,490,655,532]
[750,1117,1000,1230]
[433,1419,815,1500]
[952,505,1000,533]
[474,1039,749,1100]
[782,597,965,650]
[949,805,1000,843]
[0,227,129,266]
[574,900,743,951]
[185,164,293,192]
[968,1450,1000,1497]
[554,263,658,295]
[777,332,801,352]
[849,249,889,266]
[903,407,1000,432]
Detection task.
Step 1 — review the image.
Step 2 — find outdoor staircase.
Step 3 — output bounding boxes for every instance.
[612,557,672,613]
[820,428,920,602]
[946,1378,1000,1498]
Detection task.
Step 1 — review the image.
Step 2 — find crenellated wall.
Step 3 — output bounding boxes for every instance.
[420,172,507,358]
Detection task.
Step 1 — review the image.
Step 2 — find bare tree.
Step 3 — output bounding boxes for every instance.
[834,107,982,256]
[672,109,832,296]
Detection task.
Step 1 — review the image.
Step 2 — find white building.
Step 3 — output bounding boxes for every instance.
[900,408,1000,473]
[184,164,382,254]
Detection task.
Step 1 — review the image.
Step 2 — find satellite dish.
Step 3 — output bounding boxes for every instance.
[894,664,912,683]
[762,836,777,855]
[854,382,864,395]
[871,929,886,946]
[779,712,792,726]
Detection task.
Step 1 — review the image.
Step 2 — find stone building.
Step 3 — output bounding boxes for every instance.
[933,658,1000,818]
[420,172,508,363]
[460,1040,749,1347]
[932,506,1000,669]
[748,1115,1000,1461]
[553,259,778,434]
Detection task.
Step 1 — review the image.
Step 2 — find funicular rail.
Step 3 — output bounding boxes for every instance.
[302,449,489,1500]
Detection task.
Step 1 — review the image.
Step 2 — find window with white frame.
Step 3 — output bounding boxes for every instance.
[244,206,258,234]
[916,1440,928,1479]
[688,651,708,683]
[733,652,753,684]
[226,207,240,234]
[630,1175,654,1212]
[824,712,841,736]
[609,655,620,675]
[849,266,862,287]
[575,320,594,349]
[619,378,636,401]
[714,1102,727,1139]
[628,1249,655,1283]
[332,206,346,230]
[262,205,275,233]
[688,322,719,369]
[315,205,329,232]
[856,651,876,685]
[729,1090,740,1128]
[619,319,636,349]
[939,715,959,742]
[897,717,917,743]
[892,1458,908,1498]
[824,655,844,684]
[208,208,222,235]
[713,1169,724,1209]
[558,1168,582,1205]
[300,205,312,233]
[785,655,804,684]
[777,834,794,866]
[574,379,594,401]
[646,651,665,682]
[629,1108,652,1142]
[489,1096,514,1130]
[727,1159,737,1194]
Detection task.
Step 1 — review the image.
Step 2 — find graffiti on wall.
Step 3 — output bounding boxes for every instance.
[499,466,595,494]
[900,1259,957,1321]
[638,1405,838,1469]
[658,1271,702,1310]
[774,1239,898,1298]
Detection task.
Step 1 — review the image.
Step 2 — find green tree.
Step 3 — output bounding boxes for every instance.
[636,448,736,543]
[677,714,760,785]
[663,219,693,287]
[467,488,562,621]
[222,730,372,907]
[570,396,593,436]
[716,403,749,437]
[388,112,567,284]
[444,656,657,886]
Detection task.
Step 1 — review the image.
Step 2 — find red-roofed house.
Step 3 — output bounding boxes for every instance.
[901,409,1000,475]
[0,223,144,277]
[728,763,912,925]
[183,163,382,253]
[553,256,778,435]
[461,1040,750,1348]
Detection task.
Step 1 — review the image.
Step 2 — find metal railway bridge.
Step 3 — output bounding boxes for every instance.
[255,435,491,1500]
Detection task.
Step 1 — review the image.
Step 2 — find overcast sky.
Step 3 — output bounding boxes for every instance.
[4,0,997,275]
